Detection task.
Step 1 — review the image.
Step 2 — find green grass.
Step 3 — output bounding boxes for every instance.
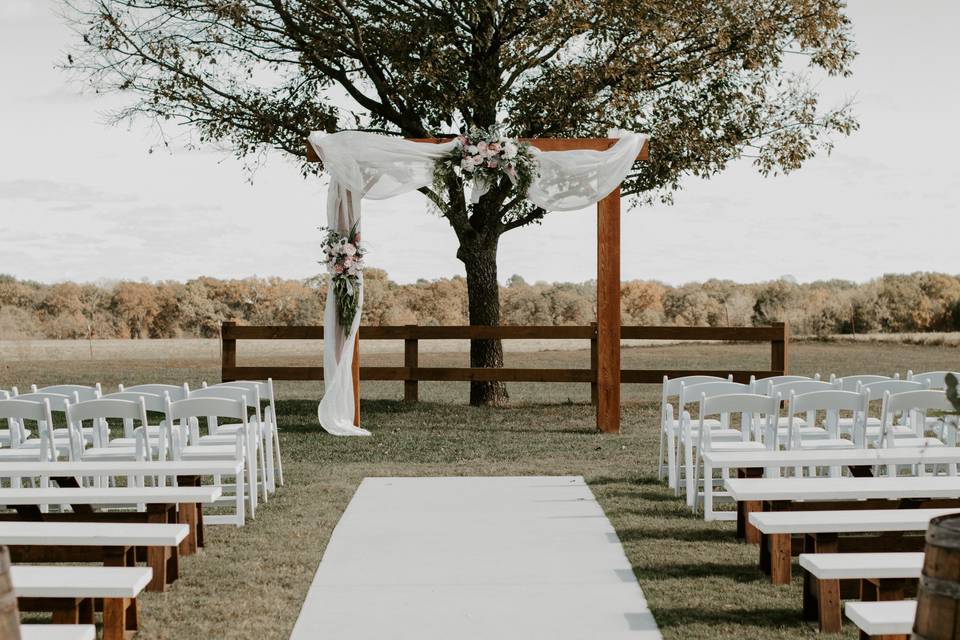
[2,340,958,639]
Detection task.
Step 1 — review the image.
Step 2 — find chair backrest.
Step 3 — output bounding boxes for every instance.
[882,389,954,416]
[789,389,866,414]
[101,391,166,414]
[861,379,926,401]
[66,397,148,424]
[190,386,261,424]
[680,381,750,405]
[701,392,779,418]
[118,383,189,402]
[770,379,835,398]
[14,391,74,413]
[831,374,892,392]
[662,375,730,398]
[751,375,818,395]
[167,396,247,422]
[31,384,101,401]
[908,371,960,391]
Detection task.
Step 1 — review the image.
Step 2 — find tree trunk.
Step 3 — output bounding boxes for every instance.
[459,240,509,407]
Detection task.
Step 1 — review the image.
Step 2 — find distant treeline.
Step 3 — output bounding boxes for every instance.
[1,271,959,340]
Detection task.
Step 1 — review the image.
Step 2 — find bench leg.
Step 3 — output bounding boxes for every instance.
[146,505,170,591]
[103,597,138,640]
[51,603,80,624]
[759,532,771,574]
[770,533,791,585]
[816,578,842,632]
[178,502,198,556]
[166,545,180,584]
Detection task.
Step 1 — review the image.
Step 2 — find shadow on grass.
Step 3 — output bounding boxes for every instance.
[617,525,736,543]
[651,606,802,630]
[634,561,765,583]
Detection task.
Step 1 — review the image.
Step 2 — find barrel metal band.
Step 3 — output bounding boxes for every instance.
[920,573,960,599]
[926,519,960,548]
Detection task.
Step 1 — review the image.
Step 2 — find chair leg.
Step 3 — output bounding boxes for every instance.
[272,423,284,486]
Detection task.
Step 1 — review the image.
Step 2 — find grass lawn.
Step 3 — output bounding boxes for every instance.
[2,340,958,639]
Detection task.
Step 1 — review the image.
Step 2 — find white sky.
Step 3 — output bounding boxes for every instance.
[1,0,958,286]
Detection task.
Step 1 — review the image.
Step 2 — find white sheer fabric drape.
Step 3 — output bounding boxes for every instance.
[308,130,648,435]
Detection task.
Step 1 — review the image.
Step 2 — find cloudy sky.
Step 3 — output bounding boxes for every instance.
[1,1,958,286]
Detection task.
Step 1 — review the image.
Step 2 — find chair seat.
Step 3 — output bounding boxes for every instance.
[881,437,944,448]
[80,446,143,461]
[709,441,767,452]
[797,438,856,450]
[838,416,881,427]
[775,426,830,439]
[685,428,744,443]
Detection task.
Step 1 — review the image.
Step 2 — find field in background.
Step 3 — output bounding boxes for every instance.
[2,341,958,639]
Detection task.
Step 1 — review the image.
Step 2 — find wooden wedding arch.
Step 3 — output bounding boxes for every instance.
[304,135,649,434]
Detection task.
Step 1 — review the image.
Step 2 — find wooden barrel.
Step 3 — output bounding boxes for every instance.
[914,513,960,639]
[0,546,21,640]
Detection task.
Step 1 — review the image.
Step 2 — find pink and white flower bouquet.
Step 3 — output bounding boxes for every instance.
[433,126,536,203]
[320,222,365,335]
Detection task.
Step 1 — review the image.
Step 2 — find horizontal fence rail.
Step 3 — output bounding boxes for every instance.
[221,321,789,401]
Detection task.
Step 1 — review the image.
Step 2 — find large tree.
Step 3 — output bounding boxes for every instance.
[65,0,857,405]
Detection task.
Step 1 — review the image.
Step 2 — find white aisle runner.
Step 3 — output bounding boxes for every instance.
[290,476,661,639]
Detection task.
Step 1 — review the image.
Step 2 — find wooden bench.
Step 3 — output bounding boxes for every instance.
[845,600,915,639]
[0,486,220,590]
[799,552,923,633]
[725,477,960,544]
[748,508,955,585]
[12,565,151,640]
[702,449,960,521]
[20,626,96,640]
[0,521,188,592]
[0,460,246,530]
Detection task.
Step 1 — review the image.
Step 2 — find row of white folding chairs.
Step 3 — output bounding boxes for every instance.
[0,380,286,525]
[1,380,284,491]
[674,385,956,514]
[658,371,958,490]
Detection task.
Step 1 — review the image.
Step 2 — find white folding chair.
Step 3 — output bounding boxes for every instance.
[691,392,775,516]
[906,371,960,438]
[879,389,953,476]
[189,385,270,499]
[65,398,153,463]
[8,392,76,457]
[766,380,840,445]
[786,390,862,477]
[858,380,927,447]
[675,380,751,499]
[0,398,56,470]
[207,379,282,488]
[659,375,730,488]
[166,396,254,525]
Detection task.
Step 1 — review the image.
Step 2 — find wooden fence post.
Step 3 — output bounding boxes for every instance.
[596,189,621,433]
[404,325,418,402]
[590,322,598,406]
[221,321,236,383]
[770,322,789,375]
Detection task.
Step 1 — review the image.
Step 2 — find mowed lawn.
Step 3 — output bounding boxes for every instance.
[1,340,958,639]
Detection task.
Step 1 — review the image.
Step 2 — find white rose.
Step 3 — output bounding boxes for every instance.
[502,141,518,159]
[343,243,357,256]
[466,144,478,154]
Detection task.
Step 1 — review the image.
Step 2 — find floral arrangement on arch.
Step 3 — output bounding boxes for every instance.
[432,126,537,202]
[320,221,365,335]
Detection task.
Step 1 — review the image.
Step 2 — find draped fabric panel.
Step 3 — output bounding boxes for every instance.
[307,131,648,436]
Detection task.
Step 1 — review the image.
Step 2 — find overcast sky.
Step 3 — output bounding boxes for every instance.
[1,1,958,286]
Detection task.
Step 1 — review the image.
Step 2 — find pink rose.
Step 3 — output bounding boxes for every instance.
[476,141,488,155]
[487,159,498,168]
[334,264,344,274]
[487,142,501,154]
[471,155,485,165]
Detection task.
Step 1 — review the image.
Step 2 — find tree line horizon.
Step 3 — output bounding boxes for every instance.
[2,270,958,341]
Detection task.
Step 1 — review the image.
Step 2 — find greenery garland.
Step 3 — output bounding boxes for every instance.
[432,126,537,202]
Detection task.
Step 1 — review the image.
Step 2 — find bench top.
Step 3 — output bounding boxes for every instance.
[703,446,960,466]
[20,625,97,640]
[724,476,960,501]
[0,460,243,476]
[749,508,959,533]
[0,486,222,506]
[11,565,152,598]
[844,600,916,635]
[799,552,924,579]
[0,521,189,546]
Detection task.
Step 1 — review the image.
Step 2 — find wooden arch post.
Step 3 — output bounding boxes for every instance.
[306,136,649,433]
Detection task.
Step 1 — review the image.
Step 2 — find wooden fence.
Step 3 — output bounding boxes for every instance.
[220,321,789,402]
